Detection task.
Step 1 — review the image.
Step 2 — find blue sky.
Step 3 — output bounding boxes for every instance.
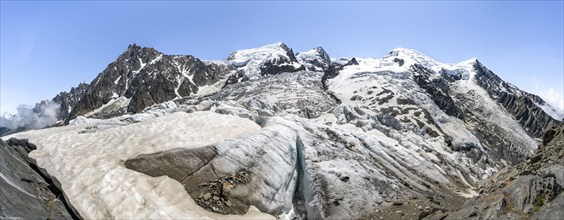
[1,1,563,114]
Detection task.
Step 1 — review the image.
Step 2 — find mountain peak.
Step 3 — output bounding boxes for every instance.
[297,46,327,54]
[313,46,325,52]
[225,42,304,84]
[387,47,431,59]
[457,57,479,67]
[296,47,331,71]
[127,43,142,50]
[120,44,162,62]
[124,43,160,53]
[263,41,288,48]
[242,42,293,54]
[227,42,292,61]
[381,47,442,71]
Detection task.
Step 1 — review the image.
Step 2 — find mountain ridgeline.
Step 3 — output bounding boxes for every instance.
[27,43,558,138]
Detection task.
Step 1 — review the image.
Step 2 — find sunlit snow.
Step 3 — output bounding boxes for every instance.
[6,111,274,219]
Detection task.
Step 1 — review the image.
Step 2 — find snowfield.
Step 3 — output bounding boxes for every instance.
[6,111,275,219]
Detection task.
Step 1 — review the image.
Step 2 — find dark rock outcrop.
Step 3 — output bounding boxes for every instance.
[0,138,80,219]
[258,56,305,77]
[52,82,90,121]
[65,44,231,122]
[411,64,465,120]
[345,57,359,66]
[125,147,253,215]
[472,60,560,138]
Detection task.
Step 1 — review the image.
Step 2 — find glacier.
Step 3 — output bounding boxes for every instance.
[2,42,562,219]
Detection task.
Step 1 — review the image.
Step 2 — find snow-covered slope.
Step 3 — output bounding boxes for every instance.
[296,47,331,71]
[326,49,543,164]
[225,42,305,84]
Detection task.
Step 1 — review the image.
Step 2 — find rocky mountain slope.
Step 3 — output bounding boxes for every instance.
[437,123,564,219]
[66,44,233,121]
[52,82,89,121]
[2,42,562,219]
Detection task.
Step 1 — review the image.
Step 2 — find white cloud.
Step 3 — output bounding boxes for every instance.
[538,88,564,119]
[530,77,563,119]
[0,101,60,130]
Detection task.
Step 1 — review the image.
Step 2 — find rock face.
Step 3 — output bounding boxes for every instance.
[472,61,560,138]
[411,64,465,120]
[65,44,232,121]
[52,82,90,121]
[440,124,564,219]
[0,138,79,219]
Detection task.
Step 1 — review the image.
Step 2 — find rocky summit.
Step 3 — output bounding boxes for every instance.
[1,42,562,219]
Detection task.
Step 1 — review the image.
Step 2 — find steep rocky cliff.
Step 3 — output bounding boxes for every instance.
[472,61,559,138]
[52,82,89,121]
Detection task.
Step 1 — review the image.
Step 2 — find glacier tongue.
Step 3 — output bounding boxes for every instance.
[5,98,489,219]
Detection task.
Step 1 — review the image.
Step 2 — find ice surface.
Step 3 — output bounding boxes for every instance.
[6,111,276,219]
